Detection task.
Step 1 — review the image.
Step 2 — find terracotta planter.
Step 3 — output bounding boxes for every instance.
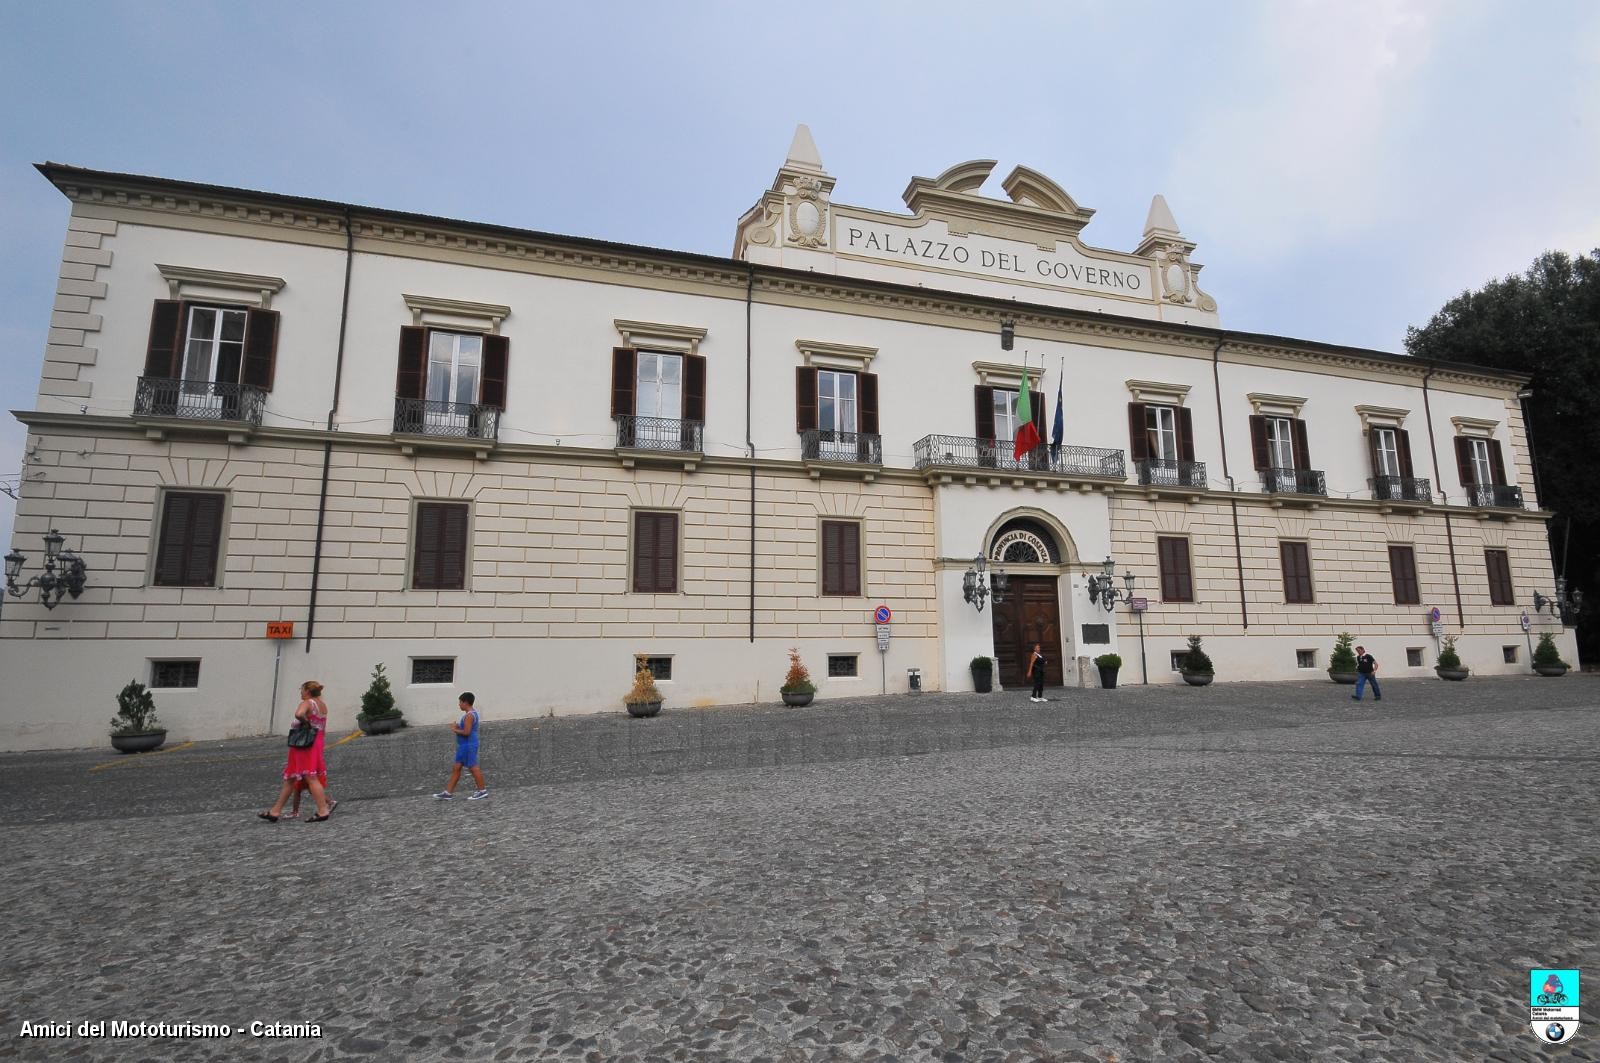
[1435,666,1469,681]
[1181,672,1214,686]
[110,730,167,754]
[626,700,662,717]
[780,691,813,707]
[358,714,403,735]
[1327,669,1358,685]
[1534,663,1569,677]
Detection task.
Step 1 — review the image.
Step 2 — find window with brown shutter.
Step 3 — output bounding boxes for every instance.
[1388,544,1420,605]
[143,300,279,391]
[1484,548,1514,606]
[795,367,818,432]
[153,491,225,587]
[1127,403,1149,462]
[632,511,679,594]
[413,502,469,590]
[821,520,862,597]
[1280,540,1314,603]
[1157,536,1193,602]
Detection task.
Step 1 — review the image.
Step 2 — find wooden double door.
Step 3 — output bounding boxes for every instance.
[991,575,1065,688]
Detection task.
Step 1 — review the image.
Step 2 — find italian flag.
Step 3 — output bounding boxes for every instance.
[1012,372,1041,461]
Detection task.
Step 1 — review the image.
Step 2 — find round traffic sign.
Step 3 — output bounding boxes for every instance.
[874,605,892,624]
[1429,606,1442,623]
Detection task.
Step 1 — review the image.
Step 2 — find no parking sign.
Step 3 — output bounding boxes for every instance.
[874,605,891,652]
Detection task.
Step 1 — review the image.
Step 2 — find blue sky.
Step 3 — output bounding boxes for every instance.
[2,1,1597,541]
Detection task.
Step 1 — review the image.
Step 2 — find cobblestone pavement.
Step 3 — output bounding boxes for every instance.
[0,676,1596,1061]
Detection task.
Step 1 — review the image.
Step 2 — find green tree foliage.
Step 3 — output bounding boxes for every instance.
[359,663,401,720]
[1329,632,1358,672]
[1405,249,1599,659]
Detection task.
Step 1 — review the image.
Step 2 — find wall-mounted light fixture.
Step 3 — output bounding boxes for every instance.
[1533,576,1583,626]
[1000,319,1015,352]
[1085,556,1135,613]
[5,529,88,610]
[962,554,1009,612]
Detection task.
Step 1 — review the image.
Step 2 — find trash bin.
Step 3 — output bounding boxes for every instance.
[906,667,922,693]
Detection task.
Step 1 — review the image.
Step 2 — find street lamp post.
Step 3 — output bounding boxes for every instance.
[4,528,89,610]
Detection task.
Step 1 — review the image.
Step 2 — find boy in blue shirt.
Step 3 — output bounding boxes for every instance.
[434,692,489,800]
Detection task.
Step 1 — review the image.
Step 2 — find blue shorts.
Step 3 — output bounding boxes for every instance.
[454,743,479,768]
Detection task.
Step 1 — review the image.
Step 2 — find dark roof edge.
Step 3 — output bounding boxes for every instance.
[34,162,1530,388]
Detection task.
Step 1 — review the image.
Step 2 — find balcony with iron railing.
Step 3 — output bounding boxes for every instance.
[1261,467,1327,498]
[392,397,499,457]
[800,429,883,479]
[134,376,266,428]
[1370,475,1433,505]
[615,415,705,470]
[1136,458,1208,490]
[912,435,1126,484]
[1466,483,1525,510]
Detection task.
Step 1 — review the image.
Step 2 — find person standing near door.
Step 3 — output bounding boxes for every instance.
[1027,642,1047,702]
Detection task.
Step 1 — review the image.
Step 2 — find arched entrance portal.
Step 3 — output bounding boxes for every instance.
[987,518,1066,688]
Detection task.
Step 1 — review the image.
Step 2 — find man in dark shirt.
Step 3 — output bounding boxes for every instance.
[1352,645,1381,702]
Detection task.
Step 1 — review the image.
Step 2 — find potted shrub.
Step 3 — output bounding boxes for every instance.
[1533,633,1570,677]
[780,647,816,706]
[1180,634,1215,687]
[356,663,405,735]
[110,679,166,753]
[970,655,994,694]
[1327,632,1358,685]
[1435,635,1469,681]
[625,657,664,717]
[1094,653,1122,689]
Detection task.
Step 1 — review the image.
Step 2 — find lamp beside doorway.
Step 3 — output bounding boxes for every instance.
[962,555,1009,612]
[1085,555,1134,612]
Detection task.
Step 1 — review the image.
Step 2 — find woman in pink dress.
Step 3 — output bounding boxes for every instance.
[258,681,335,822]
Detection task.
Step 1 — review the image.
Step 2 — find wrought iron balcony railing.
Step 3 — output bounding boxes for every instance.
[134,376,266,426]
[912,435,1126,480]
[1262,467,1327,496]
[1370,475,1433,504]
[801,429,883,465]
[615,415,704,453]
[1466,483,1525,509]
[1137,458,1208,489]
[393,397,500,441]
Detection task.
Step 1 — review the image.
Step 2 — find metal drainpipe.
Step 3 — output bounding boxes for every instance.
[1212,337,1248,629]
[304,207,356,651]
[746,263,756,643]
[1420,366,1465,627]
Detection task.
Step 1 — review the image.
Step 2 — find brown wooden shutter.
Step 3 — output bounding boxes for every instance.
[1454,436,1476,486]
[795,367,818,433]
[822,520,860,596]
[413,503,442,589]
[1397,428,1414,479]
[684,354,706,422]
[480,334,509,409]
[1158,536,1192,602]
[974,385,995,442]
[1248,415,1269,470]
[841,521,860,596]
[1388,544,1420,605]
[397,326,427,401]
[440,503,467,590]
[1485,549,1514,605]
[859,372,879,435]
[145,300,184,378]
[1127,403,1149,462]
[632,512,657,592]
[1367,428,1384,478]
[1281,541,1313,603]
[1291,418,1311,470]
[241,308,280,390]
[657,513,678,593]
[611,348,636,417]
[1177,407,1195,462]
[1488,439,1507,485]
[155,492,224,587]
[821,521,840,595]
[413,502,467,590]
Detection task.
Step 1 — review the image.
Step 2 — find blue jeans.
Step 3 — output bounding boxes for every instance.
[1354,673,1381,700]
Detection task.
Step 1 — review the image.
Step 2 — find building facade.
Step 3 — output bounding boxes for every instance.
[0,127,1572,750]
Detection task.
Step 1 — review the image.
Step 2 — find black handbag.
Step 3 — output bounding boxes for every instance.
[287,716,317,749]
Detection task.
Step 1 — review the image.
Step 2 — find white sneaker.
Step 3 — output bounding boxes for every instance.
[468,789,490,801]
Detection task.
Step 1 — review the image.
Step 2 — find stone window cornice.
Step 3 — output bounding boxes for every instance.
[971,360,1047,388]
[1247,392,1308,417]
[615,319,707,355]
[405,294,510,335]
[1125,379,1192,406]
[156,263,285,309]
[798,340,877,371]
[1354,405,1410,432]
[1451,415,1499,437]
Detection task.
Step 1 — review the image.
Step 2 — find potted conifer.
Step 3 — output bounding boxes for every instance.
[110,679,166,754]
[780,647,816,706]
[356,663,405,735]
[970,655,994,694]
[1180,635,1215,686]
[1327,632,1358,685]
[1435,636,1469,681]
[1533,633,1569,677]
[625,657,664,717]
[1094,653,1122,689]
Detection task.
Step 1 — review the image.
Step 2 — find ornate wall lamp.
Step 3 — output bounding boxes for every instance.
[4,528,89,609]
[1000,319,1015,351]
[962,555,1009,612]
[1533,577,1583,626]
[1085,555,1135,612]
